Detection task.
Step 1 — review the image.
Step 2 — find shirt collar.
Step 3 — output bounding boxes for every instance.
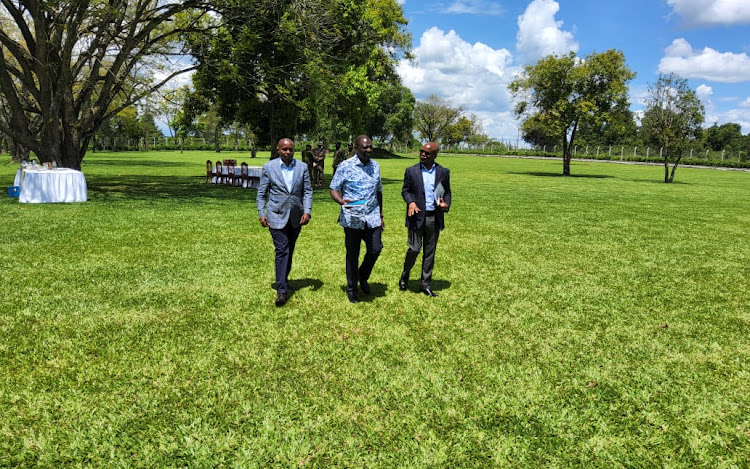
[279,158,295,169]
[421,162,436,172]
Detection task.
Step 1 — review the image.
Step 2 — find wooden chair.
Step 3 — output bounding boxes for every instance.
[214,160,223,184]
[226,160,236,186]
[239,162,249,188]
[205,160,214,183]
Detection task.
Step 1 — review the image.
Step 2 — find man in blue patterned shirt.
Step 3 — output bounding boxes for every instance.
[329,135,384,303]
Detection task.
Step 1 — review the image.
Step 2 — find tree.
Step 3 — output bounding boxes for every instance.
[703,122,743,152]
[640,73,704,183]
[443,114,487,147]
[190,0,410,147]
[509,50,635,175]
[0,1,211,169]
[414,94,465,143]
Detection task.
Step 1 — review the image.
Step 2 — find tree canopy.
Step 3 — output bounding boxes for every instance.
[413,94,465,143]
[188,0,411,147]
[0,0,212,168]
[509,50,635,175]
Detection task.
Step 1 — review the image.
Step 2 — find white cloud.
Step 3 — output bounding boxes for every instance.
[741,97,750,107]
[658,38,750,83]
[397,27,519,139]
[440,1,504,16]
[516,0,578,64]
[696,84,714,101]
[667,0,750,26]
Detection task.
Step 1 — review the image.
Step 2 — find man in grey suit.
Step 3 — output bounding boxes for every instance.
[399,142,451,297]
[257,138,313,306]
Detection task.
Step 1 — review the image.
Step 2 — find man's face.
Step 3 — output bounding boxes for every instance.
[356,138,373,163]
[278,140,294,165]
[419,143,438,167]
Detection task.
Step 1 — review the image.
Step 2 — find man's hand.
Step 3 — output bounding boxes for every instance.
[407,201,420,217]
[259,216,269,228]
[300,213,311,225]
[437,197,449,211]
[380,216,385,231]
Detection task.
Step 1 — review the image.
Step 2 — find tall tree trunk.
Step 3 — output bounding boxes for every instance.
[664,159,670,183]
[668,156,681,183]
[561,135,571,176]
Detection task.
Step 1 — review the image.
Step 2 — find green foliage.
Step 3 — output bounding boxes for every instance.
[443,115,488,147]
[703,122,744,152]
[414,94,465,142]
[1,151,748,465]
[509,50,636,175]
[190,0,411,146]
[640,73,705,183]
[0,1,210,168]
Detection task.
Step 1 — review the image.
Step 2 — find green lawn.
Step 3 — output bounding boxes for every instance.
[1,151,748,466]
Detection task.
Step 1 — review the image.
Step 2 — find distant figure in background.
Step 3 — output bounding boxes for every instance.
[329,135,384,303]
[312,141,326,188]
[399,141,451,298]
[251,148,257,158]
[302,144,313,176]
[332,141,348,177]
[257,138,313,306]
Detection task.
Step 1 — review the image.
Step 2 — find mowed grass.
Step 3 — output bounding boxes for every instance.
[0,150,748,466]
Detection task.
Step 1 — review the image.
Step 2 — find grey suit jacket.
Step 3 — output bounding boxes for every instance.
[256,159,313,229]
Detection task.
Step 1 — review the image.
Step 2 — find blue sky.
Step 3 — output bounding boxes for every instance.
[396,0,750,140]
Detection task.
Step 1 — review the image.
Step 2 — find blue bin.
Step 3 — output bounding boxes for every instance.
[7,186,20,198]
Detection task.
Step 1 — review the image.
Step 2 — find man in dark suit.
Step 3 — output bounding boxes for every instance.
[257,138,313,306]
[399,142,452,297]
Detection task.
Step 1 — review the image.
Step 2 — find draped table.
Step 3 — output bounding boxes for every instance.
[14,168,88,203]
[212,165,262,188]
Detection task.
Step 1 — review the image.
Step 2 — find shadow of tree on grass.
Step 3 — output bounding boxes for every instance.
[507,171,614,179]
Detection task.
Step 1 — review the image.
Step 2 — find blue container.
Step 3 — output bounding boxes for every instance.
[7,186,20,198]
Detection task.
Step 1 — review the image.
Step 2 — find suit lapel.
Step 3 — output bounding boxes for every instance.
[413,164,425,196]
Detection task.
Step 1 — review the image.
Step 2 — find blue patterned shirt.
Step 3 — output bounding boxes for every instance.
[329,155,383,229]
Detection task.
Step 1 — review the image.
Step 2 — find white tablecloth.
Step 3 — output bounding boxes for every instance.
[15,168,88,203]
[212,166,262,188]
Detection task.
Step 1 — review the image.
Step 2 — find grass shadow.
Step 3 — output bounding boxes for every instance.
[85,159,197,168]
[269,278,324,293]
[88,175,254,202]
[630,178,694,185]
[401,279,452,294]
[338,282,388,302]
[507,171,614,179]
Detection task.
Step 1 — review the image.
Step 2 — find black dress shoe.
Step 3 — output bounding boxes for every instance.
[275,292,288,306]
[359,280,371,295]
[420,287,438,298]
[347,292,360,303]
[399,273,408,291]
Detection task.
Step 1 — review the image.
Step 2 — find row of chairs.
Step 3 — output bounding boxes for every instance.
[206,160,253,187]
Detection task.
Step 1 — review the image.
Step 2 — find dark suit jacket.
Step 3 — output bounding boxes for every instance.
[256,159,313,229]
[402,162,451,231]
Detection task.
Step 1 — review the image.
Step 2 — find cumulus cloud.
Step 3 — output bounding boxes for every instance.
[658,38,750,83]
[696,84,714,101]
[741,97,750,107]
[397,27,519,139]
[516,0,578,65]
[667,0,750,26]
[440,1,504,16]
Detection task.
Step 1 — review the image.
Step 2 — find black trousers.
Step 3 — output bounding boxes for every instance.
[269,221,301,294]
[403,212,439,289]
[344,226,382,294]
